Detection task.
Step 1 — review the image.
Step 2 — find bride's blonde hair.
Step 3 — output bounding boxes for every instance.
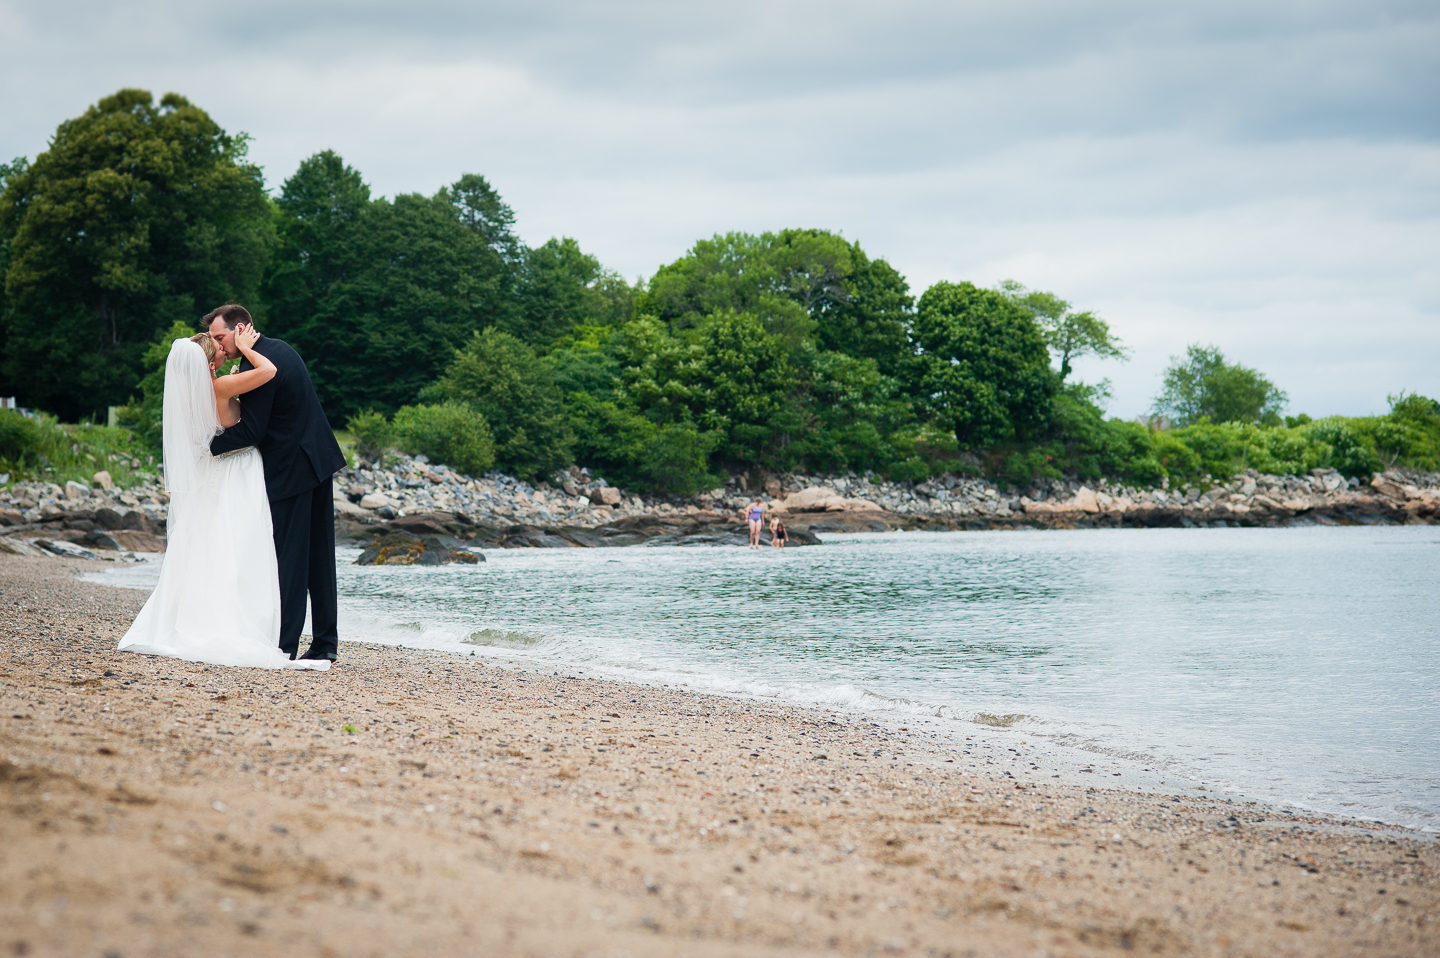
[190,332,217,366]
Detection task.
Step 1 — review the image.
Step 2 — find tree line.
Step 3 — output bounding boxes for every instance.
[3,90,1437,492]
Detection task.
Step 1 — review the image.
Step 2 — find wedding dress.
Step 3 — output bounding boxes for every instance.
[119,339,328,671]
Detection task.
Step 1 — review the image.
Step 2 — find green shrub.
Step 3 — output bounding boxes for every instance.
[1367,392,1440,471]
[885,455,930,482]
[423,328,573,479]
[1152,431,1201,482]
[346,409,393,464]
[1299,418,1380,477]
[639,424,723,495]
[0,410,42,465]
[391,403,495,476]
[0,410,154,487]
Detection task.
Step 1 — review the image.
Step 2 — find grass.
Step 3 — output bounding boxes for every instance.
[1,411,160,490]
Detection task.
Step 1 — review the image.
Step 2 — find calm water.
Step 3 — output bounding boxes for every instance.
[98,526,1440,830]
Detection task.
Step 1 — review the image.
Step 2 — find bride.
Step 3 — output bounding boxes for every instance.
[120,328,328,671]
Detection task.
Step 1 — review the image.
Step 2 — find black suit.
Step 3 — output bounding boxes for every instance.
[211,335,347,658]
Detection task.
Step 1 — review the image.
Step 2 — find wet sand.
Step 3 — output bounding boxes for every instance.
[1,554,1435,957]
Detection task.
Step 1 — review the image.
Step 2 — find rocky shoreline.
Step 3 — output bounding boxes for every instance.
[3,456,1437,561]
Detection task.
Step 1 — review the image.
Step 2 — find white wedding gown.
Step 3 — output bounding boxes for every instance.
[119,339,327,671]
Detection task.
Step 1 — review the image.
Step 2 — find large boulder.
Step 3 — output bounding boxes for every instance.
[0,538,47,557]
[333,499,373,520]
[780,486,839,511]
[590,487,623,506]
[355,531,482,566]
[1074,487,1100,513]
[120,510,161,534]
[359,492,400,510]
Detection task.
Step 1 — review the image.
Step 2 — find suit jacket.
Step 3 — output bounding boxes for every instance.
[209,335,346,501]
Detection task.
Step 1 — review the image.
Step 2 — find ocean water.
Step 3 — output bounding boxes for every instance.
[95,526,1440,830]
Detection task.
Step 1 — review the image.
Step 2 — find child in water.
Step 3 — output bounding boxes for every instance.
[769,515,788,548]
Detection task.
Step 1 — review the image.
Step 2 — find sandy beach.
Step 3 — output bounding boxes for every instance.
[1,554,1435,957]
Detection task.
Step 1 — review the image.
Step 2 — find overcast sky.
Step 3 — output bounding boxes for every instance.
[3,0,1437,417]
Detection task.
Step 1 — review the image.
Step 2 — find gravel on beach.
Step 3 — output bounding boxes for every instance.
[1,555,1435,957]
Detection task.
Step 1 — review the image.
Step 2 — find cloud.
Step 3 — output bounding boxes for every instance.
[2,0,1436,415]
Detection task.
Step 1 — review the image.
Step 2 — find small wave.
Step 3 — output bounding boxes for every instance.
[972,712,1031,728]
[465,628,546,648]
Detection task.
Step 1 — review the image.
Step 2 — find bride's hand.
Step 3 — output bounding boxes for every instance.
[235,325,260,353]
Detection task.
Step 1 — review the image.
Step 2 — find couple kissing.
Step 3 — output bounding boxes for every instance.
[119,305,346,672]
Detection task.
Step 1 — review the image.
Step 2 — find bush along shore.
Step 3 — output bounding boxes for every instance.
[5,456,1437,565]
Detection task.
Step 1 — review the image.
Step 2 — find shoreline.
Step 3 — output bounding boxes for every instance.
[7,464,1438,567]
[88,532,1440,836]
[3,554,1436,956]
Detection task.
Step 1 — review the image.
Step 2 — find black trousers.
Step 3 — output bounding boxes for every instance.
[269,476,338,657]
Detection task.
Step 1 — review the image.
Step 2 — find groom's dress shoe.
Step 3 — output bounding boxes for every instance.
[299,645,338,662]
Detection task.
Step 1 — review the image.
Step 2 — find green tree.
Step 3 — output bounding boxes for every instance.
[263,158,522,422]
[262,149,371,354]
[115,319,196,454]
[640,232,774,333]
[0,90,271,421]
[1000,280,1128,381]
[1153,344,1287,427]
[797,350,913,474]
[507,237,634,349]
[817,254,914,376]
[638,228,910,366]
[691,311,799,468]
[425,328,573,479]
[912,281,1057,449]
[1366,392,1440,471]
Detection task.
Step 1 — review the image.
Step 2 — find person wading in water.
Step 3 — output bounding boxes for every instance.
[770,515,789,549]
[746,498,765,549]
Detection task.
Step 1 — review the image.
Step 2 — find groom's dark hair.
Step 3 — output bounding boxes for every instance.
[202,304,253,330]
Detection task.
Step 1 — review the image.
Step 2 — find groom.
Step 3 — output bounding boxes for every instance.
[206,304,347,662]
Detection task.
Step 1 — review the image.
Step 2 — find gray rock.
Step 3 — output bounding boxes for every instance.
[36,538,98,559]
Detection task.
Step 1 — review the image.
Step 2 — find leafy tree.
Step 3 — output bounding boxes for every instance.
[115,319,197,454]
[391,403,495,476]
[262,150,370,347]
[507,237,634,349]
[639,232,774,333]
[1153,345,1287,427]
[0,90,271,421]
[911,281,1057,449]
[1000,280,1128,381]
[613,318,707,427]
[639,229,909,365]
[1374,392,1440,470]
[797,350,913,474]
[263,157,523,422]
[690,312,799,470]
[817,254,914,376]
[425,328,573,478]
[638,424,723,495]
